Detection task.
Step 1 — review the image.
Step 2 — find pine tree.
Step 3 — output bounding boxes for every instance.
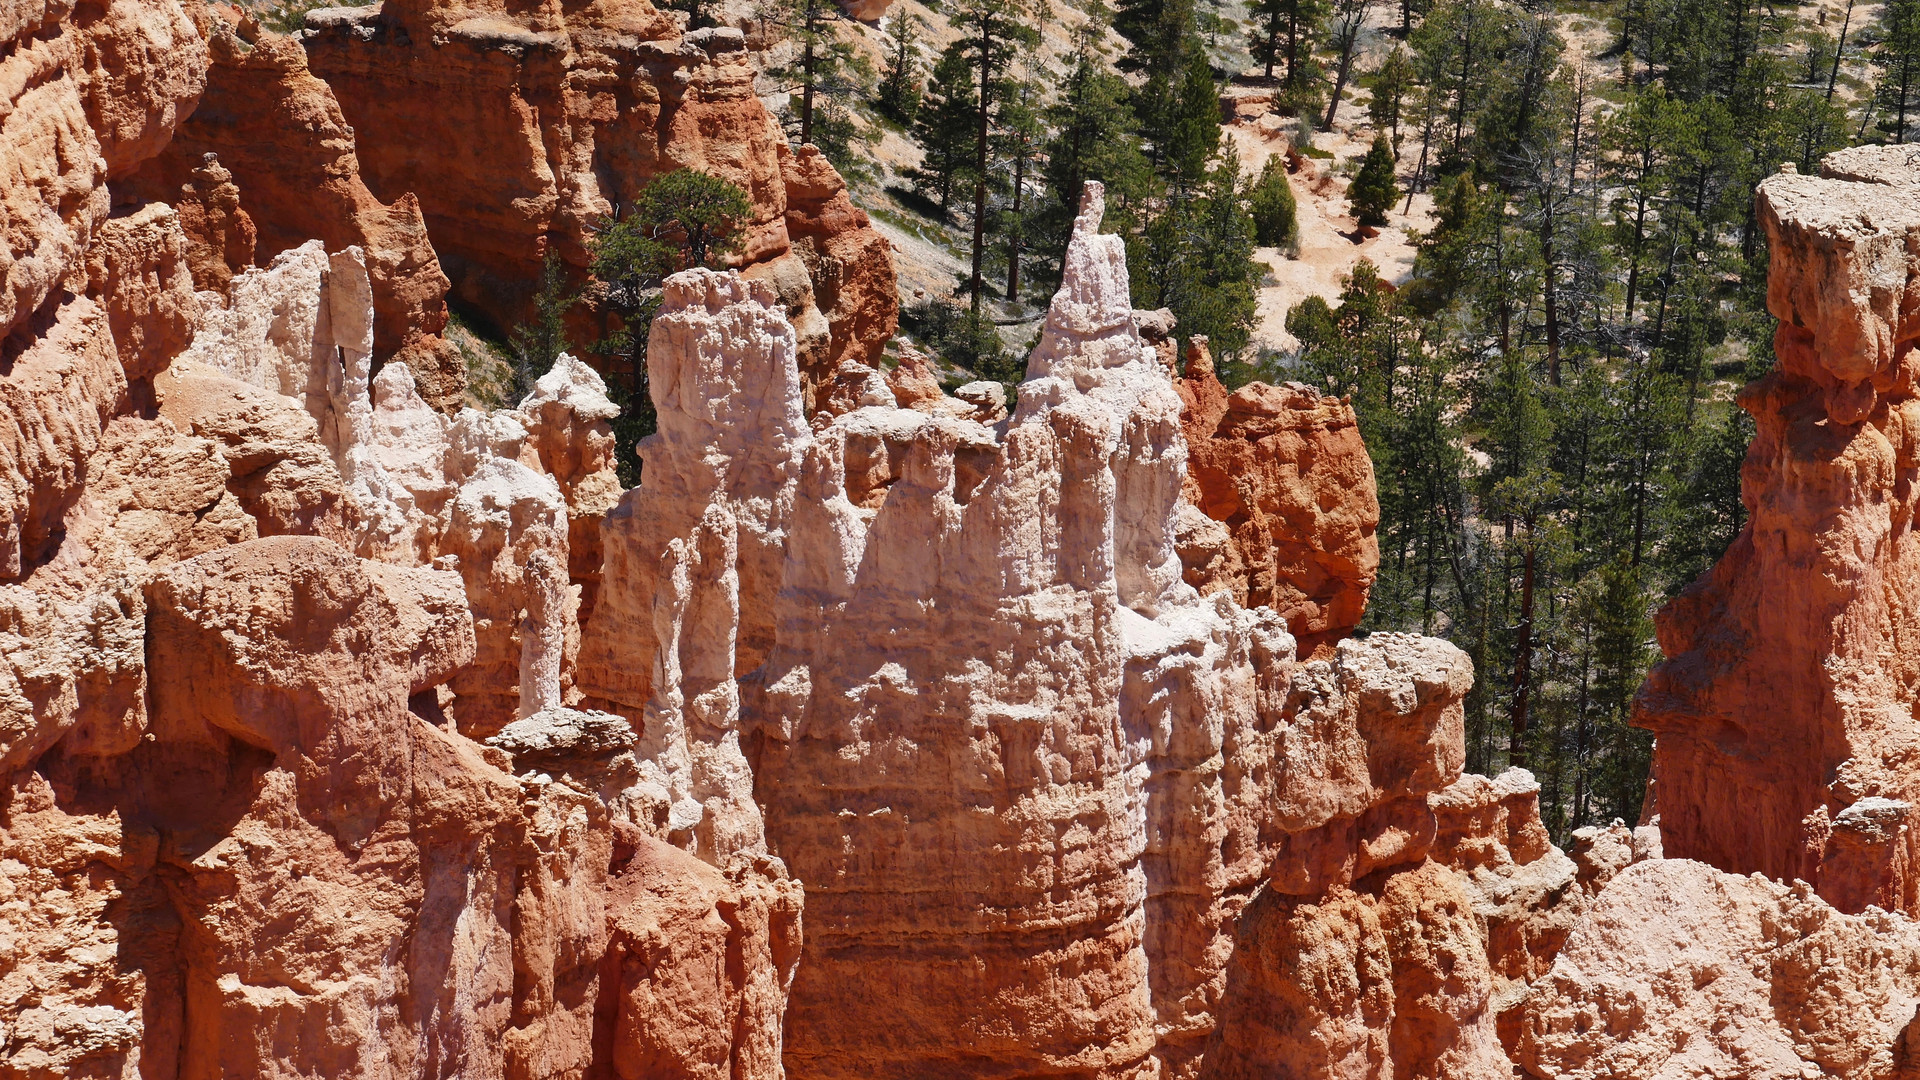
[1349,133,1399,227]
[1248,0,1327,85]
[997,89,1046,304]
[1876,0,1920,142]
[910,47,979,216]
[1137,145,1261,359]
[876,11,926,124]
[1366,46,1416,144]
[588,169,752,485]
[1035,51,1152,286]
[946,0,1042,310]
[1161,46,1224,187]
[1321,0,1374,130]
[1249,155,1298,249]
[1600,85,1689,323]
[761,0,872,160]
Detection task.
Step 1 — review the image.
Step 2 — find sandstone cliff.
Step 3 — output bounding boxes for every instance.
[123,16,468,410]
[298,0,899,404]
[1,0,802,1062]
[574,183,1596,1080]
[1174,340,1380,656]
[21,0,1920,1072]
[1637,146,1920,918]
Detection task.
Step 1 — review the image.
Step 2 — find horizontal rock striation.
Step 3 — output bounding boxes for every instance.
[0,1,800,1070]
[578,183,1578,1080]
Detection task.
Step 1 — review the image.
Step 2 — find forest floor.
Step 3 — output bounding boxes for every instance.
[1226,98,1435,355]
[760,0,1892,369]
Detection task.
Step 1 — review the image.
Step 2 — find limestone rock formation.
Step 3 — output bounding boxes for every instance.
[299,0,898,396]
[597,836,804,1080]
[17,0,1838,1068]
[0,0,204,340]
[1637,146,1920,916]
[124,19,465,409]
[1200,635,1517,1080]
[0,0,808,1058]
[84,202,203,382]
[577,270,802,863]
[1519,859,1920,1080]
[1428,768,1589,1053]
[570,182,1567,1080]
[1175,339,1380,656]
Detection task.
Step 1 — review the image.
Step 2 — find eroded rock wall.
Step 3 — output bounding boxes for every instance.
[0,1,798,1069]
[1637,146,1920,917]
[1519,860,1920,1080]
[122,17,467,409]
[1174,339,1380,657]
[298,0,898,400]
[576,183,1568,1080]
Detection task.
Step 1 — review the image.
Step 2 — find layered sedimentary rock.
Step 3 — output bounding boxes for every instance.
[1636,146,1920,916]
[0,0,204,339]
[596,834,803,1080]
[124,18,466,409]
[298,0,898,397]
[1175,339,1380,656]
[1,0,811,1061]
[575,183,1561,1080]
[576,269,799,864]
[1199,635,1515,1080]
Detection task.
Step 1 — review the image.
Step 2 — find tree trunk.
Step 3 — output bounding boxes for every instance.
[1511,518,1536,769]
[1541,212,1560,384]
[1323,18,1361,130]
[1828,0,1853,101]
[1625,194,1648,321]
[1007,142,1024,302]
[970,17,991,311]
[800,0,817,146]
[1405,93,1435,211]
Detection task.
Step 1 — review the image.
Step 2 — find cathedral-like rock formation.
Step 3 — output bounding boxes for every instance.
[573,183,1592,1080]
[39,0,1920,1072]
[1636,145,1920,917]
[1174,340,1380,657]
[1,0,802,1062]
[298,0,898,400]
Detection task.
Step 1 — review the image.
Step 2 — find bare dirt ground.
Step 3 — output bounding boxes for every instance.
[1228,94,1435,355]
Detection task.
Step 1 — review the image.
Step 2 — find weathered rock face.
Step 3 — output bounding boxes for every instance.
[574,184,1552,1080]
[1200,635,1514,1080]
[597,835,803,1080]
[1519,859,1920,1080]
[1175,341,1380,657]
[123,19,466,410]
[577,270,802,864]
[9,0,1771,1068]
[298,0,898,397]
[0,0,204,342]
[2,0,805,1064]
[1637,146,1920,917]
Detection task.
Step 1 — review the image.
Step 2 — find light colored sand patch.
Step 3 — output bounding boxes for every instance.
[1229,95,1434,355]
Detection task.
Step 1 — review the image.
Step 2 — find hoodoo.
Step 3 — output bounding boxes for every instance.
[10,0,1920,1073]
